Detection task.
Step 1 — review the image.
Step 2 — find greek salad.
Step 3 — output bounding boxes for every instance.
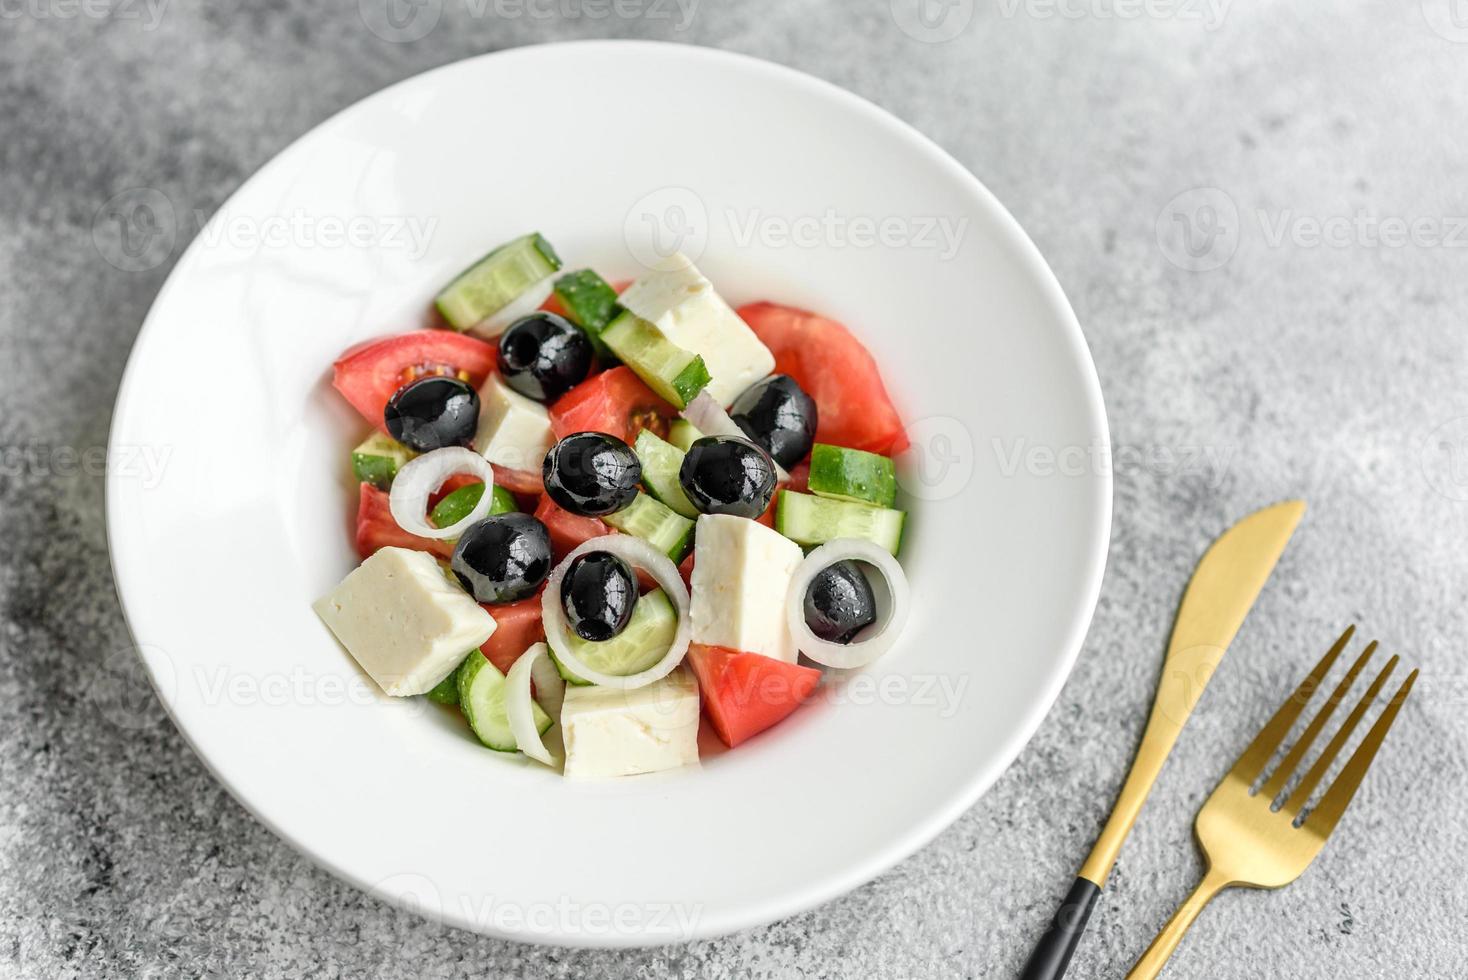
[315,234,912,778]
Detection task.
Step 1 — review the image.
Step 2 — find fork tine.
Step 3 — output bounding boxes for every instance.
[1259,641,1377,801]
[1228,625,1355,784]
[1284,656,1398,817]
[1301,669,1417,836]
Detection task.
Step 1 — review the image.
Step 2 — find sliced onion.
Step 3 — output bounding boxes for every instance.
[681,390,790,482]
[541,535,692,689]
[389,447,496,540]
[787,538,911,670]
[507,642,563,767]
[468,275,556,338]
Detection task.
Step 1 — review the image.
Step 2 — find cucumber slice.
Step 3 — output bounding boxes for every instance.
[807,444,898,508]
[552,269,621,357]
[632,430,699,519]
[429,482,518,530]
[774,490,905,556]
[601,311,711,409]
[425,660,466,705]
[550,588,677,685]
[603,493,695,561]
[351,432,416,490]
[667,419,703,453]
[456,653,550,751]
[436,233,562,332]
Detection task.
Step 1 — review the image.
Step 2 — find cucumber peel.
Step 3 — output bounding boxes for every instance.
[352,432,416,490]
[436,233,561,331]
[457,653,550,752]
[774,490,905,556]
[807,443,898,507]
[601,311,711,409]
[552,269,621,357]
[429,482,518,530]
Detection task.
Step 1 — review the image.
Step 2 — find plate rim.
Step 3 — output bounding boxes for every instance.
[105,39,1112,946]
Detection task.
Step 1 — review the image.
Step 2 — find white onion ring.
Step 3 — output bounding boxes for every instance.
[541,535,692,689]
[681,390,790,482]
[506,642,563,766]
[389,447,497,540]
[468,274,556,338]
[787,538,911,669]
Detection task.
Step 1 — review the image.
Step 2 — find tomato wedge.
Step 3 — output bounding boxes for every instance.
[549,366,676,446]
[737,302,908,455]
[354,483,453,561]
[684,644,822,748]
[532,495,610,563]
[333,330,498,432]
[477,595,546,676]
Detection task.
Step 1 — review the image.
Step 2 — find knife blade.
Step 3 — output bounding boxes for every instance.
[1019,499,1306,980]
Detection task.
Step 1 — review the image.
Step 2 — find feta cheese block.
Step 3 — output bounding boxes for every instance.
[560,668,700,779]
[617,253,775,406]
[473,374,554,473]
[313,547,497,697]
[689,514,804,663]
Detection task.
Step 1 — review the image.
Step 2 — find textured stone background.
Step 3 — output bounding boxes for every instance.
[3,1,1467,977]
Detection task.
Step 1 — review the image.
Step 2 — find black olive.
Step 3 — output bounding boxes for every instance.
[542,432,642,516]
[678,436,778,519]
[497,312,593,402]
[384,376,479,452]
[728,374,818,468]
[450,513,552,604]
[561,551,637,642]
[803,560,878,643]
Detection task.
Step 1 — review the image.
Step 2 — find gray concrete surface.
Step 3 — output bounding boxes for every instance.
[3,1,1467,977]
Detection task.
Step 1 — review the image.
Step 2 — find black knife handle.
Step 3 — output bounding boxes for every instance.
[1017,877,1102,980]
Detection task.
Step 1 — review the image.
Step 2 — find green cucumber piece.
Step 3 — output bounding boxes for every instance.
[552,269,620,357]
[632,430,699,519]
[436,233,562,331]
[602,493,695,561]
[667,419,703,453]
[601,311,711,409]
[774,490,906,556]
[456,653,550,752]
[807,444,898,508]
[551,588,677,685]
[425,660,466,705]
[429,482,518,530]
[351,432,416,490]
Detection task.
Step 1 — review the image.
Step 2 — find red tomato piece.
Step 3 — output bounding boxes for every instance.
[785,460,810,494]
[477,595,546,676]
[532,495,609,563]
[737,302,908,455]
[549,366,677,446]
[333,330,498,432]
[354,483,453,561]
[684,644,822,748]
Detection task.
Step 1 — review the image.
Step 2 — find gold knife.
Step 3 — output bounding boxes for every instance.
[1019,500,1306,980]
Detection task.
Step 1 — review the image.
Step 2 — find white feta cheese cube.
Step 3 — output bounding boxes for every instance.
[473,374,554,473]
[560,668,701,778]
[313,547,496,697]
[617,253,775,406]
[689,514,804,663]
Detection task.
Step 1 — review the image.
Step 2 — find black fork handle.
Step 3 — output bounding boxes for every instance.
[1017,877,1103,980]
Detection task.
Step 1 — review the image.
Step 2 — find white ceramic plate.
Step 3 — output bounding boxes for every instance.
[107,42,1110,947]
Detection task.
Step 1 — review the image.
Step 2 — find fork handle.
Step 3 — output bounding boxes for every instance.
[1017,877,1102,980]
[1126,869,1230,979]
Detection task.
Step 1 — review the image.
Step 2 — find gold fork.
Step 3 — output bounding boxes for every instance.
[1126,625,1417,979]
